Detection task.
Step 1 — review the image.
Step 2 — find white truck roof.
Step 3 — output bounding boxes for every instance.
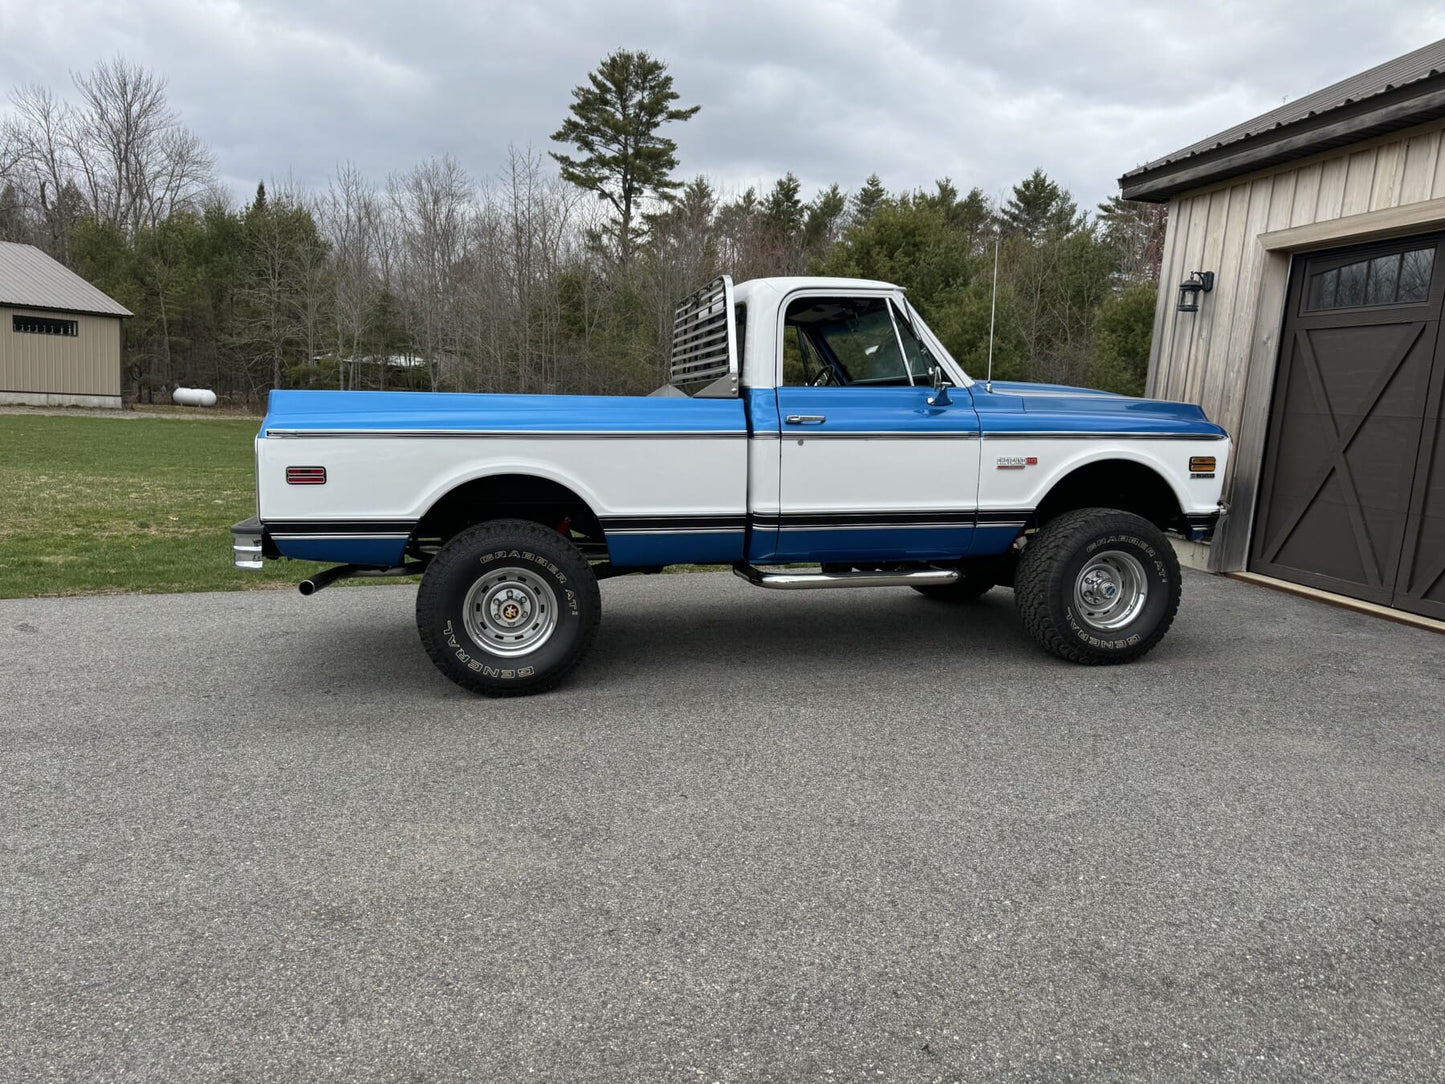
[733,277,899,308]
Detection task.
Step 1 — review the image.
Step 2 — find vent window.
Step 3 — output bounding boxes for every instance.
[13,315,79,336]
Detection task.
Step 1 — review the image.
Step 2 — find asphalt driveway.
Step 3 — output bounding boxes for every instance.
[1,571,1442,1082]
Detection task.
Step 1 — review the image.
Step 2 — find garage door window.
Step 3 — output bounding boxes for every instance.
[1305,247,1434,310]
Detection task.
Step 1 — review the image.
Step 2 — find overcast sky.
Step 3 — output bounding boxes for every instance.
[5,0,1445,213]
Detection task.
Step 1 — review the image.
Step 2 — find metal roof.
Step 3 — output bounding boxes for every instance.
[0,242,132,317]
[1120,39,1445,202]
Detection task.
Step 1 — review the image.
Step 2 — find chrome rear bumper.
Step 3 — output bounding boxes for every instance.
[230,516,265,570]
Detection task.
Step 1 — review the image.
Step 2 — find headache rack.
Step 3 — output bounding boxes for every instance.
[668,275,739,397]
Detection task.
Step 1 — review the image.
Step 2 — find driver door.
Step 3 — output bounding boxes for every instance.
[769,292,980,562]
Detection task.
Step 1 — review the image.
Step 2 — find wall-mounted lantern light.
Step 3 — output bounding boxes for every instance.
[1177,271,1215,312]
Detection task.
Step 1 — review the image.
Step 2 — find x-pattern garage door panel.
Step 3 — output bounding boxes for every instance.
[1394,361,1445,620]
[1252,234,1445,613]
[1253,317,1435,599]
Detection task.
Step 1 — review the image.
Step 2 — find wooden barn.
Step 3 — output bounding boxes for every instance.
[1122,39,1445,623]
[0,242,131,409]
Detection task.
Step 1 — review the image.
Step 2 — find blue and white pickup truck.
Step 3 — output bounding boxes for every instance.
[232,276,1229,695]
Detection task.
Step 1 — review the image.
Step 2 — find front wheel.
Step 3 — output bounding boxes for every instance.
[416,519,601,696]
[1014,508,1181,665]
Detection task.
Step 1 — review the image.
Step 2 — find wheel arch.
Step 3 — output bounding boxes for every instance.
[1032,455,1185,530]
[413,468,609,553]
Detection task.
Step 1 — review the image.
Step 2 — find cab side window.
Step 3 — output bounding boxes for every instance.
[781,296,918,387]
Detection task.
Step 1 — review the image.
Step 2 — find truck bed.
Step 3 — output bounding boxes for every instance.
[256,390,751,567]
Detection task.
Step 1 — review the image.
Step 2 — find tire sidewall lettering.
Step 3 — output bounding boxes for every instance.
[1084,533,1170,587]
[1063,609,1143,650]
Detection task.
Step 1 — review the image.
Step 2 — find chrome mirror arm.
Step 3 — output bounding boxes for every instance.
[928,363,953,407]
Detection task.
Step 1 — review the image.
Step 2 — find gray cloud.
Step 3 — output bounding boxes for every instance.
[4,0,1444,212]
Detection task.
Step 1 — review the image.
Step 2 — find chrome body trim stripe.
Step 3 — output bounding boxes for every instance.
[779,431,980,441]
[605,527,746,535]
[603,521,744,528]
[265,519,415,532]
[981,431,1227,441]
[750,511,979,526]
[270,532,411,541]
[771,522,970,532]
[266,427,1220,442]
[265,428,745,440]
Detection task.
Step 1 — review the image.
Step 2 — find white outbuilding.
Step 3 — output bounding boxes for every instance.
[0,241,132,409]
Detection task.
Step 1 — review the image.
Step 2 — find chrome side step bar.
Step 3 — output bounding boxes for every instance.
[732,563,960,591]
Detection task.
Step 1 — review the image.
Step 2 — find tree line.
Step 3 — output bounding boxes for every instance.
[0,53,1167,403]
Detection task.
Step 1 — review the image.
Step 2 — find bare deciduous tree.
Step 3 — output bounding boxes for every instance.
[68,57,213,235]
[5,83,77,254]
[322,163,383,389]
[389,156,471,391]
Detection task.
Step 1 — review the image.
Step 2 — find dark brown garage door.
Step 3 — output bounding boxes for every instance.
[1252,233,1445,621]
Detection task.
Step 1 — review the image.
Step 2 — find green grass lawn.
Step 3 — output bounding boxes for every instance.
[0,413,334,597]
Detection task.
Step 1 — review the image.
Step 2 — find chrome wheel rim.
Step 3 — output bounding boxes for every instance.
[1073,550,1149,632]
[463,567,558,657]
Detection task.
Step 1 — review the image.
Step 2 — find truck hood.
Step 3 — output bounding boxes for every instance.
[977,381,1228,438]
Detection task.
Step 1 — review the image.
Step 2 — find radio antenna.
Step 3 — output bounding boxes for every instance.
[986,195,1001,393]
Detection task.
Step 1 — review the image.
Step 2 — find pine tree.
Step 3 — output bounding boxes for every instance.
[852,173,887,223]
[762,173,805,236]
[550,49,699,265]
[804,183,847,253]
[1002,168,1080,241]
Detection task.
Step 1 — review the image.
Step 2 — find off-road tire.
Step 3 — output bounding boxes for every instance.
[416,519,600,696]
[1014,508,1180,665]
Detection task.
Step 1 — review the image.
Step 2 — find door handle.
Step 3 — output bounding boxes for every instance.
[785,414,826,425]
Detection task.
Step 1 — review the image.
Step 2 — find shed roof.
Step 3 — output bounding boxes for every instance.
[0,241,132,317]
[1120,39,1445,202]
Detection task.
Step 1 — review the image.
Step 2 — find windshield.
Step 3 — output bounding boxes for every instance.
[780,294,962,387]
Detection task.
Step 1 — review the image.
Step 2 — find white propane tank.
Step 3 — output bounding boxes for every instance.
[172,387,218,407]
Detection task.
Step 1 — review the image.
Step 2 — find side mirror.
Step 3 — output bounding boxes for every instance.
[927,363,952,406]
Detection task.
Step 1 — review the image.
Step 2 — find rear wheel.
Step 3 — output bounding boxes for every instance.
[1014,508,1180,664]
[416,519,600,696]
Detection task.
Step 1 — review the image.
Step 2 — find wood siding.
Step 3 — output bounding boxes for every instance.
[1147,119,1445,570]
[0,307,122,397]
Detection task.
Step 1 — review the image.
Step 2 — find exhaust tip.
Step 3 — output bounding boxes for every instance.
[298,580,317,596]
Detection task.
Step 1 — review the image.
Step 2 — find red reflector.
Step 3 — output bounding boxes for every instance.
[286,466,327,485]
